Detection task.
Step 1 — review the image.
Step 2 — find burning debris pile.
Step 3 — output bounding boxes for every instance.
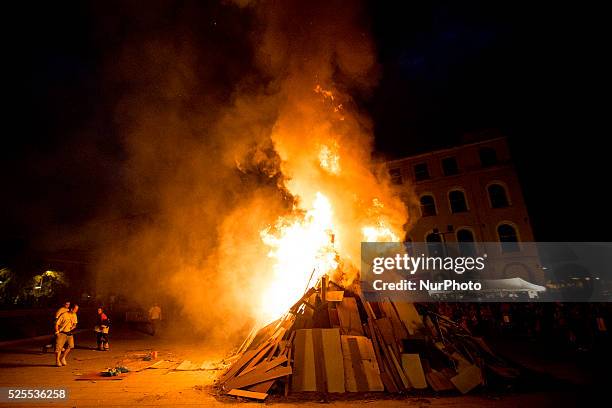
[216,276,520,401]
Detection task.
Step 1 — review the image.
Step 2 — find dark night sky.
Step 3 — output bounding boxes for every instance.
[1,1,607,263]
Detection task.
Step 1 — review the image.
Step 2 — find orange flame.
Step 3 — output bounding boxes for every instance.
[256,84,408,323]
[258,192,338,322]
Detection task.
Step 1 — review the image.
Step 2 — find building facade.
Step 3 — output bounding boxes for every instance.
[387,135,544,285]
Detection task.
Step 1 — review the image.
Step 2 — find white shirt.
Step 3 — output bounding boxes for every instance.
[56,312,78,333]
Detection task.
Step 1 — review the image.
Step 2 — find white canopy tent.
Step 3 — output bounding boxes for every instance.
[428,277,546,299]
[480,277,546,292]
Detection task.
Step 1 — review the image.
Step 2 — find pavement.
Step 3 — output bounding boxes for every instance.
[0,325,601,407]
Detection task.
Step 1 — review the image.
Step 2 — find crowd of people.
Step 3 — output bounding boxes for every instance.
[428,302,610,352]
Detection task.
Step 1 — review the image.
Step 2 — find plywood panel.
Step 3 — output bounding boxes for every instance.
[426,370,455,391]
[224,365,292,390]
[380,299,408,341]
[341,335,384,392]
[326,291,344,302]
[401,354,427,389]
[319,328,345,393]
[375,317,399,357]
[227,389,268,400]
[291,329,316,391]
[291,328,345,393]
[246,380,275,394]
[393,302,424,335]
[348,338,368,391]
[336,297,364,336]
[388,345,410,389]
[451,364,483,394]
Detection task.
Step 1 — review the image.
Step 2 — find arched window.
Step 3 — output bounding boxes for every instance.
[449,190,468,213]
[479,147,498,167]
[420,195,437,217]
[498,223,519,253]
[488,184,509,208]
[426,232,444,257]
[457,229,477,257]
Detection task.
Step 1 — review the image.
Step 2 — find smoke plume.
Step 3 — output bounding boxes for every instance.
[92,0,408,344]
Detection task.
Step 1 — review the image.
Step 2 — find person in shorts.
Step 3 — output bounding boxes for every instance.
[54,304,78,367]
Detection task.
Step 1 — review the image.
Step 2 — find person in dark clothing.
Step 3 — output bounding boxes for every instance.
[95,307,110,351]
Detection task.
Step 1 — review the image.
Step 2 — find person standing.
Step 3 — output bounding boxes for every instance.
[54,304,78,367]
[55,301,70,319]
[43,301,71,353]
[95,307,110,351]
[148,303,162,336]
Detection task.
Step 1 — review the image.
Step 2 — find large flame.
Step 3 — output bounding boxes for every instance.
[256,85,407,323]
[258,192,338,323]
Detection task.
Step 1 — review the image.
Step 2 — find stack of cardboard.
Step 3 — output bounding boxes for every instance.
[216,277,518,400]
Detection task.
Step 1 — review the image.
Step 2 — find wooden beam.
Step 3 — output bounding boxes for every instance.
[227,389,268,400]
[224,365,292,391]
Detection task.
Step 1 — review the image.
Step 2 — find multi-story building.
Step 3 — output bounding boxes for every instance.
[387,134,544,285]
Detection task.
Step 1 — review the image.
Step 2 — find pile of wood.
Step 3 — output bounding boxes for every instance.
[216,276,519,401]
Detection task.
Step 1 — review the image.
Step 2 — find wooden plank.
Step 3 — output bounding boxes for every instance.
[450,364,483,394]
[348,338,369,391]
[266,340,281,362]
[321,328,345,392]
[266,327,287,361]
[238,355,288,378]
[240,343,274,374]
[393,302,424,336]
[364,304,390,372]
[426,370,455,392]
[312,329,327,393]
[149,360,175,369]
[224,365,292,390]
[284,333,294,397]
[372,318,405,391]
[450,352,472,372]
[341,335,384,392]
[375,317,395,344]
[227,389,268,400]
[247,318,280,352]
[246,380,275,394]
[291,328,345,393]
[328,307,340,327]
[380,299,408,343]
[401,354,427,389]
[241,327,285,372]
[375,317,400,358]
[275,340,288,358]
[368,319,384,371]
[217,349,257,383]
[336,297,364,336]
[380,361,399,393]
[341,336,358,392]
[388,345,410,389]
[362,299,399,392]
[176,360,196,371]
[291,329,316,391]
[326,291,344,302]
